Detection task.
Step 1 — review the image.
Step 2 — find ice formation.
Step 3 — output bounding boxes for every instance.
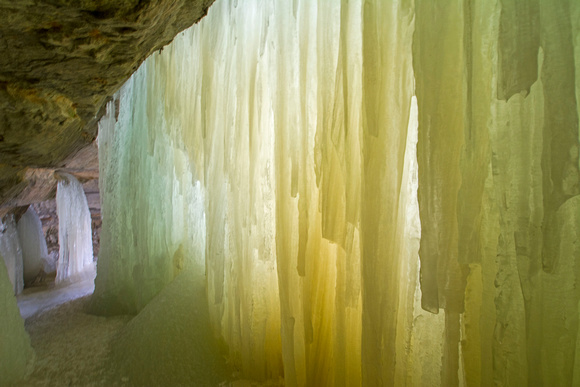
[0,230,34,384]
[56,173,95,284]
[92,0,580,385]
[0,215,24,295]
[91,89,207,315]
[17,207,49,285]
[109,267,230,385]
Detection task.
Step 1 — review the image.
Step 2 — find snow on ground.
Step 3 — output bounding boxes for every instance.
[17,274,95,320]
[10,271,284,386]
[12,294,130,387]
[107,267,232,386]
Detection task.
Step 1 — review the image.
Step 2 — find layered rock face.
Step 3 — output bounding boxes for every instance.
[0,0,215,215]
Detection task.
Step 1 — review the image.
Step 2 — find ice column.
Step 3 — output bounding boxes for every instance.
[0,252,34,385]
[56,173,95,283]
[0,215,24,295]
[17,207,49,285]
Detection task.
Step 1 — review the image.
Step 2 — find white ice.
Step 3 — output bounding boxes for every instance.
[56,173,96,284]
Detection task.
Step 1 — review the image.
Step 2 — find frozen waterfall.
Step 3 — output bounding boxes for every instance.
[90,0,580,385]
[0,215,24,295]
[56,173,95,284]
[17,206,50,285]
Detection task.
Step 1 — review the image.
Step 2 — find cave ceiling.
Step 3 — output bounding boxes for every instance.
[0,0,214,216]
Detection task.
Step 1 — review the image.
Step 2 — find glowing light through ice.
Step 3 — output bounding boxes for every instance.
[91,0,580,385]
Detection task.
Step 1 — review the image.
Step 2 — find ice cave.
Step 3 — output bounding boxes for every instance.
[1,0,580,386]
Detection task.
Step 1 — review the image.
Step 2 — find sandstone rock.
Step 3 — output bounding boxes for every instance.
[0,0,215,213]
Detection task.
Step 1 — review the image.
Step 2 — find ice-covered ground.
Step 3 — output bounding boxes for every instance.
[12,292,130,387]
[17,274,95,320]
[12,271,284,386]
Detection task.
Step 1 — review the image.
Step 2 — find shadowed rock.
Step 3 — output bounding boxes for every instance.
[0,0,215,214]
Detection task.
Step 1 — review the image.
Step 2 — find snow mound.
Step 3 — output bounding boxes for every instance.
[109,266,232,386]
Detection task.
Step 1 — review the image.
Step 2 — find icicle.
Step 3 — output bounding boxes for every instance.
[55,173,95,284]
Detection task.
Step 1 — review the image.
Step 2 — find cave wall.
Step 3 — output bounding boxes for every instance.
[0,0,215,215]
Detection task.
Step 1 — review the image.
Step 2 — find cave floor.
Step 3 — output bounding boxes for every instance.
[17,274,95,320]
[11,276,283,387]
[13,294,131,387]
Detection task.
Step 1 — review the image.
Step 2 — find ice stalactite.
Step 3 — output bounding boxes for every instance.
[414,0,580,386]
[17,206,49,285]
[94,0,419,384]
[55,173,95,284]
[93,0,580,385]
[0,215,24,295]
[91,76,207,315]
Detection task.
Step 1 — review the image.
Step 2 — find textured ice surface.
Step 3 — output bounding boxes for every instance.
[1,215,24,295]
[0,240,34,385]
[93,0,580,385]
[414,0,580,385]
[17,207,49,285]
[56,173,95,284]
[91,93,207,315]
[109,267,230,386]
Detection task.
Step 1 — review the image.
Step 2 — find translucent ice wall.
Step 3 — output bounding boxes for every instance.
[0,215,24,295]
[17,207,49,285]
[414,0,580,385]
[93,0,580,385]
[92,78,207,315]
[55,173,95,283]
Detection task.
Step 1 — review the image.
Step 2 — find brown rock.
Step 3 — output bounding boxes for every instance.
[0,0,215,213]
